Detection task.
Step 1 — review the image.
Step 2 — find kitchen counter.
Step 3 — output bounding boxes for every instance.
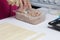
[0,8,60,40]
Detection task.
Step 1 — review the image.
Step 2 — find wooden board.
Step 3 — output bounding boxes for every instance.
[0,23,36,40]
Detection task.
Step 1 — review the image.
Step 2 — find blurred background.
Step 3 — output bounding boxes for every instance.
[30,0,60,9]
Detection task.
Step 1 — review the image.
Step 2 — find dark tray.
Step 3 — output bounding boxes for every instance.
[48,18,60,31]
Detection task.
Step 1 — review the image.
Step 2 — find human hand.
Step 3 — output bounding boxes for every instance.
[17,0,32,13]
[7,0,32,13]
[22,0,32,10]
[7,0,21,6]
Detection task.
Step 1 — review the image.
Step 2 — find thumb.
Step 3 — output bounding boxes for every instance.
[15,0,20,6]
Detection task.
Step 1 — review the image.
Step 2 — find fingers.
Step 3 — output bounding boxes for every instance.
[22,0,28,10]
[17,0,24,13]
[26,0,32,9]
[7,0,16,6]
[19,0,23,9]
[7,0,12,5]
[22,0,32,10]
[15,0,19,6]
[22,0,27,6]
[7,0,32,12]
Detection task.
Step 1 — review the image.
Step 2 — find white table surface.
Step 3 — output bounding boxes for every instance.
[0,8,60,40]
